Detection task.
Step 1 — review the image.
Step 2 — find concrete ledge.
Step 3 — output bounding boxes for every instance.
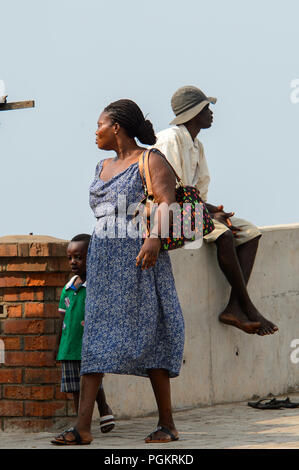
[100,224,299,419]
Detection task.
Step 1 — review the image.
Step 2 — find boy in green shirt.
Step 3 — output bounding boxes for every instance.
[54,233,114,433]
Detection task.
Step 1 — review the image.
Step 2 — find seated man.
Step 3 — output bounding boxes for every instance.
[154,85,278,336]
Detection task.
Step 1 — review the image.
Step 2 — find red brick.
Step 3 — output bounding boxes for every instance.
[0,337,21,350]
[30,385,54,400]
[0,244,18,257]
[6,261,47,272]
[55,385,73,400]
[5,351,55,367]
[50,244,69,257]
[18,244,29,257]
[26,273,68,287]
[3,385,31,399]
[29,243,51,257]
[24,302,59,318]
[6,304,22,318]
[24,302,43,317]
[0,274,24,287]
[24,368,61,384]
[24,335,56,351]
[4,319,54,335]
[59,258,71,272]
[25,401,66,417]
[0,368,22,383]
[4,385,54,400]
[56,287,63,301]
[3,288,44,302]
[45,259,60,271]
[3,418,55,432]
[0,400,23,416]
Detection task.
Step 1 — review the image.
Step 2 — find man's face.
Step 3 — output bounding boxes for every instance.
[67,241,88,277]
[193,105,213,129]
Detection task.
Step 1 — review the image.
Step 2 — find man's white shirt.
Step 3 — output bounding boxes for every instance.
[153,124,210,202]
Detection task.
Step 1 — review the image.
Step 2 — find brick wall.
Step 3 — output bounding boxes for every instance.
[0,235,75,431]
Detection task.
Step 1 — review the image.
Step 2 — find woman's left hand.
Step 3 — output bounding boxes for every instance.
[136,238,161,270]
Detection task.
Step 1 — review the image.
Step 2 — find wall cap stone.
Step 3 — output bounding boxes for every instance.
[0,235,68,258]
[0,235,68,244]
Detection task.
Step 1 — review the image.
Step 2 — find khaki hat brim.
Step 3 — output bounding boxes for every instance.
[169,97,217,125]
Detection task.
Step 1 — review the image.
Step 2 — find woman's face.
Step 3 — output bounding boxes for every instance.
[95,111,116,150]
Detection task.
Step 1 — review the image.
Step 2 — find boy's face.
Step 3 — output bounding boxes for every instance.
[67,241,88,277]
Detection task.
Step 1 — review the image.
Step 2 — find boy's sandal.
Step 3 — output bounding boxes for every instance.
[145,425,179,443]
[247,398,284,409]
[100,414,115,433]
[51,427,91,446]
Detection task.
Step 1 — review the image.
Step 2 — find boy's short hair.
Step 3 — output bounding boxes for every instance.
[70,234,91,245]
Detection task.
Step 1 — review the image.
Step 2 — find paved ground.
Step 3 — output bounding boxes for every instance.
[1,394,299,449]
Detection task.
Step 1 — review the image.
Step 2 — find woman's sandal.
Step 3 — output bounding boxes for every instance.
[51,427,92,446]
[145,425,179,443]
[100,414,115,433]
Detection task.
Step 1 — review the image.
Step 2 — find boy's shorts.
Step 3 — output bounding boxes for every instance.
[61,360,81,393]
[204,216,262,247]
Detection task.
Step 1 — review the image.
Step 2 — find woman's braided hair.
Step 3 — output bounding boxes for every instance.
[104,99,156,145]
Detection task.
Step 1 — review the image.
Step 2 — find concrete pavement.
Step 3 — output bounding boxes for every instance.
[1,393,299,449]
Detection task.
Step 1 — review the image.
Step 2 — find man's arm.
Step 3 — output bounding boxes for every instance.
[205,203,240,233]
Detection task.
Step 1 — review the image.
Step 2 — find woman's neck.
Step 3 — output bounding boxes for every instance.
[114,137,142,160]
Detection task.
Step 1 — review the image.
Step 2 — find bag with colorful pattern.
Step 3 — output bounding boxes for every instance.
[137,149,214,250]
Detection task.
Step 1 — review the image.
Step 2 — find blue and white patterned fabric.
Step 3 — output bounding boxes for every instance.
[80,154,185,378]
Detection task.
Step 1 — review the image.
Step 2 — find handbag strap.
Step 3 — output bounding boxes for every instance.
[138,148,183,198]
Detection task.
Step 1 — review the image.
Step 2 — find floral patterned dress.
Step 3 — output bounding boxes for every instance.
[80,153,185,378]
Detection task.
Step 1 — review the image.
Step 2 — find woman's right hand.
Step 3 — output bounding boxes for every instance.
[136,238,161,270]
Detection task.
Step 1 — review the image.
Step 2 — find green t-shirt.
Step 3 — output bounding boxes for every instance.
[56,276,86,361]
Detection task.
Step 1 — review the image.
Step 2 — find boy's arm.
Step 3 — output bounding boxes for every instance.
[53,312,65,362]
[53,289,67,362]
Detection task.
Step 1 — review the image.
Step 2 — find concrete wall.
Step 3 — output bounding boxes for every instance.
[100,223,299,418]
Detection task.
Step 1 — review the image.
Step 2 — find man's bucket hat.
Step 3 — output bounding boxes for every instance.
[170,85,217,125]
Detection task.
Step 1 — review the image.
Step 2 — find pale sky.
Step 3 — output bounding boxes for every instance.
[1,0,299,240]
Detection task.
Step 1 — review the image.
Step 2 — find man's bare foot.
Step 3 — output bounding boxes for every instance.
[240,303,278,336]
[219,306,261,334]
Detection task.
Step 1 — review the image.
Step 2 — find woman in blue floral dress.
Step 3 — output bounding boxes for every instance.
[51,99,184,446]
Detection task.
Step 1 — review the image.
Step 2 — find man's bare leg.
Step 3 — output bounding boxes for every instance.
[215,231,263,334]
[221,235,278,335]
